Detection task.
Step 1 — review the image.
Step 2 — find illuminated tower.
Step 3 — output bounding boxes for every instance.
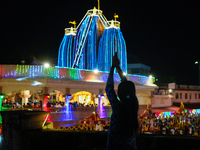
[58,27,76,67]
[72,7,105,70]
[98,19,127,72]
[57,6,127,73]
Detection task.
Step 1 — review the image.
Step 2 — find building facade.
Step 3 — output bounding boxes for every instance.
[152,82,200,108]
[0,65,156,113]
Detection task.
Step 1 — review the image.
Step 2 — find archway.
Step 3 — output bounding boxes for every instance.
[49,90,64,102]
[46,90,65,107]
[3,90,23,105]
[70,91,97,107]
[29,93,42,102]
[2,90,32,108]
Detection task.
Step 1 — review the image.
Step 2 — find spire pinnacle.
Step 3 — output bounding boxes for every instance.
[97,0,100,10]
[93,7,97,15]
[69,20,76,28]
[114,13,119,21]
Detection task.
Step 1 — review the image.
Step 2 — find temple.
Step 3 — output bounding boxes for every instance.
[57,7,127,73]
[0,5,156,125]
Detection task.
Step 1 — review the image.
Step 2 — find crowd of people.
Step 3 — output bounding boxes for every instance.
[138,108,200,135]
[2,101,41,109]
[69,101,98,108]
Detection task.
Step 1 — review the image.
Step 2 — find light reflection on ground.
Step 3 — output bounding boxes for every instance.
[46,106,112,126]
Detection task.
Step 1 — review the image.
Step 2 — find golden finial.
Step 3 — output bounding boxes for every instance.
[69,20,76,28]
[114,13,119,21]
[93,7,97,15]
[111,19,114,26]
[97,0,100,10]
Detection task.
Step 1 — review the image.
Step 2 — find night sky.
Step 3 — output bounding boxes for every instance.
[1,1,200,85]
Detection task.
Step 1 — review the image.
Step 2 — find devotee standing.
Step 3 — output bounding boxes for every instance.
[105,53,139,150]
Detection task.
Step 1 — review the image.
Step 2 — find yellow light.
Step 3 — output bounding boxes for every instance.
[114,13,119,21]
[93,7,97,15]
[69,20,76,28]
[169,89,172,93]
[111,20,114,27]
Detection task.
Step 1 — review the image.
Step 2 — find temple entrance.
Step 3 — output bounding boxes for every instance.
[1,90,32,108]
[49,90,65,104]
[29,93,42,103]
[3,91,21,104]
[70,91,97,107]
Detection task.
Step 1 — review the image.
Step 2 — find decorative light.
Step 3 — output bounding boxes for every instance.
[94,69,99,73]
[123,72,126,76]
[169,89,172,93]
[44,63,50,68]
[195,61,198,64]
[58,7,127,74]
[31,81,42,86]
[16,77,28,81]
[98,27,127,72]
[0,65,155,85]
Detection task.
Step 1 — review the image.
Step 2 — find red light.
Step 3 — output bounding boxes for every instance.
[45,95,50,99]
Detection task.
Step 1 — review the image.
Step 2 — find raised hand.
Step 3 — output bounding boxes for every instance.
[112,52,120,67]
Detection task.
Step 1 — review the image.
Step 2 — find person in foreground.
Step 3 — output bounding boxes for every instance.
[105,53,139,150]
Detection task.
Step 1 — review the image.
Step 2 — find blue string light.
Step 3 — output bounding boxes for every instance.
[98,27,127,73]
[58,34,75,67]
[57,11,127,74]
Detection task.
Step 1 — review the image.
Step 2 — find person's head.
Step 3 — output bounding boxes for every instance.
[117,81,136,102]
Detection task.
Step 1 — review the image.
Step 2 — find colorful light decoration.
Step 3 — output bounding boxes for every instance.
[155,108,200,119]
[72,15,99,70]
[57,7,127,73]
[58,34,75,67]
[98,27,127,73]
[0,95,4,123]
[31,81,42,86]
[0,65,155,85]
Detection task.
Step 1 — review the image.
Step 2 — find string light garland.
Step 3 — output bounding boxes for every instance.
[57,7,127,73]
[0,65,155,85]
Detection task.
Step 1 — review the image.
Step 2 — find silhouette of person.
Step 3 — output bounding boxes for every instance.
[105,52,139,150]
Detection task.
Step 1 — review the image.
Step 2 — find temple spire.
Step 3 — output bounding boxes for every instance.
[97,0,100,10]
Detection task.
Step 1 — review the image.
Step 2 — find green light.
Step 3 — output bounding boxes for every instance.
[195,61,198,64]
[0,95,4,123]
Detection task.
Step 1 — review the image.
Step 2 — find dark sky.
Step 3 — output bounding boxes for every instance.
[1,1,200,85]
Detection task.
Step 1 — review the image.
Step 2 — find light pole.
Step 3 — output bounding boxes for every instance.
[195,61,200,85]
